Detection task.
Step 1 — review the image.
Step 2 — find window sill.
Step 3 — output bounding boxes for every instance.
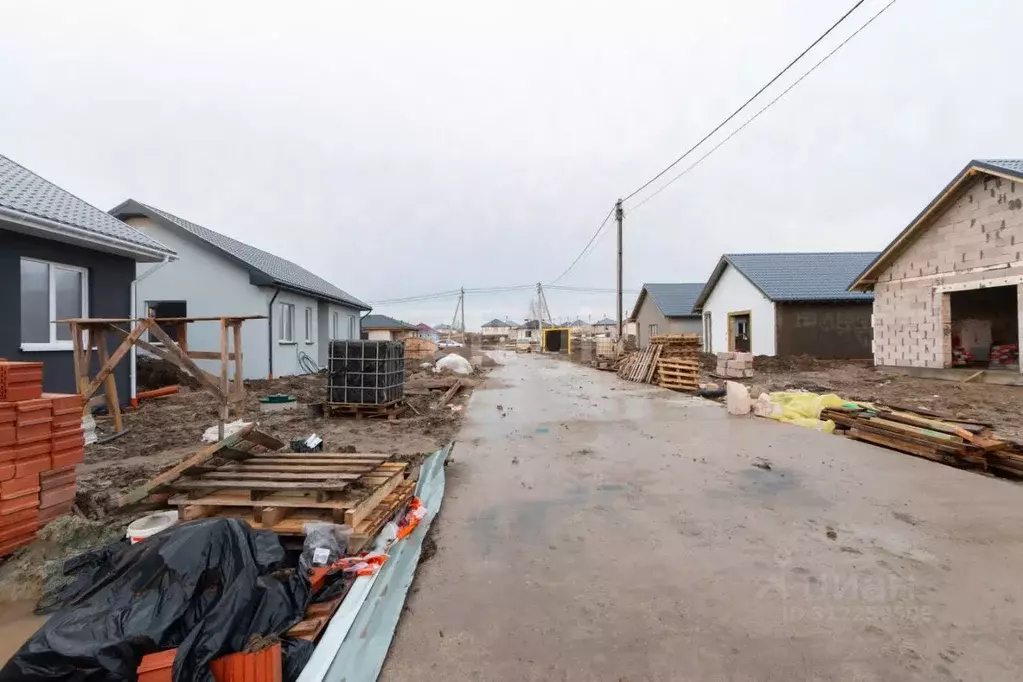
[278,340,297,346]
[21,343,73,352]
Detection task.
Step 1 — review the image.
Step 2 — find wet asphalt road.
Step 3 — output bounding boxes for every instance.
[380,351,1023,681]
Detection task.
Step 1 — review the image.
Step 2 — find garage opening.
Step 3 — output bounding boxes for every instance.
[949,286,1018,370]
[146,300,187,342]
[543,327,569,354]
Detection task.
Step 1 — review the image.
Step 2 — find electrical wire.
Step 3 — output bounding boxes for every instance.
[549,203,618,285]
[622,0,868,203]
[626,0,900,214]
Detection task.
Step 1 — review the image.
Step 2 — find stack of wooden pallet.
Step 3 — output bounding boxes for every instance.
[120,424,417,554]
[821,404,1023,475]
[651,334,701,392]
[617,345,660,383]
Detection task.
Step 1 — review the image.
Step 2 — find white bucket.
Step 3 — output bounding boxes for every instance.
[126,510,179,544]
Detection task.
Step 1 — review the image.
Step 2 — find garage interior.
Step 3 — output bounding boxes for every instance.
[543,328,570,354]
[949,285,1019,370]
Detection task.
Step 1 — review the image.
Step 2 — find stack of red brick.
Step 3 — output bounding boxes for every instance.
[0,361,85,558]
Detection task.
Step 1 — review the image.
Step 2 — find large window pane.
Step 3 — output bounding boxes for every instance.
[54,267,83,341]
[20,260,49,343]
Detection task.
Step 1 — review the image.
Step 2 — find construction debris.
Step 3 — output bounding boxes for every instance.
[716,352,754,378]
[616,334,701,392]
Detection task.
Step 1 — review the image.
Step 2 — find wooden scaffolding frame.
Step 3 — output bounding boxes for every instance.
[63,315,265,437]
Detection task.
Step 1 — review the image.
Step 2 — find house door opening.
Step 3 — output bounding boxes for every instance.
[948,285,1019,370]
[146,301,187,342]
[729,313,751,353]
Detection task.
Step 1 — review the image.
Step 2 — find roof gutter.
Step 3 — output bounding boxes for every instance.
[267,287,281,380]
[0,206,176,263]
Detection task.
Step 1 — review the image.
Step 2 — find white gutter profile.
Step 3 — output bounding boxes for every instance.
[0,206,175,263]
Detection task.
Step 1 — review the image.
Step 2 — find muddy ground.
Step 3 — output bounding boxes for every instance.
[0,357,488,605]
[700,353,1023,442]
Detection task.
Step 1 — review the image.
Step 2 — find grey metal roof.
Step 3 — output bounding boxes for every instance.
[0,155,174,258]
[975,159,1023,177]
[482,318,509,328]
[567,319,589,326]
[696,252,877,308]
[594,318,616,325]
[361,314,417,330]
[631,283,705,320]
[111,200,369,309]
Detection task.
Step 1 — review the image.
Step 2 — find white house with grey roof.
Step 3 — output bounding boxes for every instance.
[0,154,177,398]
[110,200,369,380]
[693,252,877,358]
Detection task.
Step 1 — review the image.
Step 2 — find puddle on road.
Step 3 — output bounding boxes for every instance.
[706,466,832,509]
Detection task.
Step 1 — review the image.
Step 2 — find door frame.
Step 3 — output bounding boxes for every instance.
[727,310,752,352]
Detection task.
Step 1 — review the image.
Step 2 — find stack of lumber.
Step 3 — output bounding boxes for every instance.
[822,404,1021,473]
[651,334,701,392]
[617,345,660,383]
[0,362,85,558]
[122,424,417,554]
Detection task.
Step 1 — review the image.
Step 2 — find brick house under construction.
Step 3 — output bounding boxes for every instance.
[851,159,1023,380]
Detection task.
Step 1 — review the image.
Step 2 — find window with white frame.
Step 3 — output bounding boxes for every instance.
[305,307,314,343]
[331,312,339,339]
[20,258,88,349]
[348,316,357,339]
[279,303,295,342]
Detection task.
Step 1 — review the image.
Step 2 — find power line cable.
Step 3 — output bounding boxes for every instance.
[549,203,617,285]
[626,0,900,214]
[622,0,868,203]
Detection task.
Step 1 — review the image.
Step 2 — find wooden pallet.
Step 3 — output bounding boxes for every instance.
[325,400,404,420]
[167,455,408,527]
[286,584,355,642]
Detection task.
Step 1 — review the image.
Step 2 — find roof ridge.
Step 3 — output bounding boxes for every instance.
[726,251,880,257]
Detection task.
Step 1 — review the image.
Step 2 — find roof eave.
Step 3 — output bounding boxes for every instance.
[850,161,1023,291]
[0,206,177,263]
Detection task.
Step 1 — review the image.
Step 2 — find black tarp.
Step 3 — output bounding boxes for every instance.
[0,518,312,682]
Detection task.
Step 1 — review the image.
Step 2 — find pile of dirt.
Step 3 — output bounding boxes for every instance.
[136,356,200,391]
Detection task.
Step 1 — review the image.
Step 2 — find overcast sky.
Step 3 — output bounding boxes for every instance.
[1,0,1018,328]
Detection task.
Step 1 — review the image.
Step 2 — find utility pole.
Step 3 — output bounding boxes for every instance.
[615,198,624,338]
[536,282,544,351]
[460,287,466,339]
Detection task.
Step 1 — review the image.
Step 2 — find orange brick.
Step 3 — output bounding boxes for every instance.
[40,484,75,508]
[51,448,84,469]
[1,475,41,500]
[15,438,50,461]
[40,465,76,490]
[15,456,49,479]
[0,507,39,527]
[0,494,39,515]
[0,517,39,543]
[51,409,82,430]
[52,427,84,452]
[0,447,13,463]
[0,463,13,482]
[0,531,36,558]
[41,393,82,412]
[15,399,52,421]
[0,424,13,446]
[15,420,51,443]
[39,503,72,525]
[0,403,15,425]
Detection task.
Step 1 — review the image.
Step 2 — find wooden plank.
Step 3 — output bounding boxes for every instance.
[181,504,219,521]
[243,431,286,451]
[344,469,405,527]
[244,457,395,467]
[218,464,380,474]
[147,322,226,397]
[95,328,124,432]
[258,506,290,526]
[437,382,461,407]
[348,481,417,553]
[187,351,238,360]
[249,452,391,460]
[170,479,353,491]
[117,424,256,506]
[232,322,244,414]
[867,417,963,443]
[82,320,150,401]
[200,471,364,482]
[961,369,985,383]
[846,427,952,464]
[169,493,354,511]
[877,410,976,442]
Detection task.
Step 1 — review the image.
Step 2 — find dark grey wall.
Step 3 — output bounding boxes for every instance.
[0,224,134,399]
[775,301,873,359]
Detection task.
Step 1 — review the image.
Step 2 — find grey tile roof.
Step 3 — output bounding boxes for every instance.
[0,155,173,256]
[112,200,369,309]
[698,253,877,307]
[975,159,1023,177]
[594,318,616,325]
[636,283,705,319]
[482,318,509,328]
[361,314,417,330]
[567,319,589,326]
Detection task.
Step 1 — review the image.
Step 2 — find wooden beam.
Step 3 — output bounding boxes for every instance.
[94,329,123,432]
[117,423,256,506]
[232,322,244,417]
[170,479,352,491]
[187,351,238,360]
[82,320,151,402]
[219,319,230,439]
[70,321,87,402]
[147,323,226,397]
[344,469,405,527]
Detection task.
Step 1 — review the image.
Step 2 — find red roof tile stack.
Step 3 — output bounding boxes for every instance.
[0,361,84,559]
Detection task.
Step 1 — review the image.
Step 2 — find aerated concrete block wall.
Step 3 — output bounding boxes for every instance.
[872,175,1023,368]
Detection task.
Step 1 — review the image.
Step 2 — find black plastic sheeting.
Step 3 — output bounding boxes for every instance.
[0,518,313,682]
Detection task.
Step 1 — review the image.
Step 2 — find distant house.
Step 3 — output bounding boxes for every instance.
[592,317,618,337]
[415,323,440,343]
[110,200,369,379]
[566,319,590,333]
[517,319,541,344]
[850,159,1023,375]
[435,323,454,334]
[361,314,418,341]
[481,318,516,337]
[694,252,877,358]
[1,155,177,398]
[628,283,705,349]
